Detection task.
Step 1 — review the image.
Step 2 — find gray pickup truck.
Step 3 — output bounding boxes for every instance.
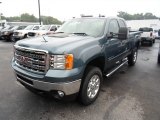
[12,17,141,105]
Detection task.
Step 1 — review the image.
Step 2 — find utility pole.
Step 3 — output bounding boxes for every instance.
[38,0,41,25]
[0,2,2,21]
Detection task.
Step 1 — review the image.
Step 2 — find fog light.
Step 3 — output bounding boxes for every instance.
[58,91,64,97]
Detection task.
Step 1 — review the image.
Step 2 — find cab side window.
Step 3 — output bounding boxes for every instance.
[33,26,40,30]
[108,20,119,34]
[50,26,57,31]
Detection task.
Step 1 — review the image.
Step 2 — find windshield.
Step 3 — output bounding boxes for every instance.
[16,26,27,30]
[40,25,51,30]
[57,18,106,37]
[24,25,34,30]
[11,26,19,30]
[139,28,153,32]
[3,26,14,30]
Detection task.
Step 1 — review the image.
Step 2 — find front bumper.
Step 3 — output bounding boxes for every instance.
[141,37,153,41]
[12,35,24,40]
[15,72,81,95]
[12,60,84,96]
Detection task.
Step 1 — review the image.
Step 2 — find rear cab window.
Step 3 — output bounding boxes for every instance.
[139,28,153,32]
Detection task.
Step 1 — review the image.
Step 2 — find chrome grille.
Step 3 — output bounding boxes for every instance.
[28,32,36,37]
[14,46,48,73]
[14,32,19,35]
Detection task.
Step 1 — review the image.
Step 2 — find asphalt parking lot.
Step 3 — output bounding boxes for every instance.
[0,40,160,120]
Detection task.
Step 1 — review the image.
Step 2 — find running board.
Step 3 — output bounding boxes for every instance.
[106,60,128,77]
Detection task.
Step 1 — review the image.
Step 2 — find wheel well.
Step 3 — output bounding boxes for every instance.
[136,40,140,48]
[86,56,105,72]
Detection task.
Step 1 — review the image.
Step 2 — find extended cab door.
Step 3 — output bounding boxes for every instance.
[117,19,129,58]
[105,19,123,70]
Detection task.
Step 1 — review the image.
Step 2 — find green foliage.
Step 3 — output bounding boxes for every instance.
[1,13,62,24]
[20,13,38,22]
[117,11,158,20]
[41,16,62,25]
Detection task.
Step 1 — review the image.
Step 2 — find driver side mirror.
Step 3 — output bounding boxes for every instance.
[118,27,128,40]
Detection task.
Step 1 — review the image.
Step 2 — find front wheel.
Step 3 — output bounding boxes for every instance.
[150,41,153,46]
[128,49,138,66]
[79,66,103,105]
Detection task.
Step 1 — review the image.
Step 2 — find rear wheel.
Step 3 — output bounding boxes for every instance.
[153,39,155,43]
[158,54,160,64]
[79,66,102,105]
[128,48,138,66]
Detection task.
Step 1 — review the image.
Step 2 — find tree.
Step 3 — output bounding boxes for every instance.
[1,13,62,24]
[117,11,158,20]
[20,13,38,22]
[41,16,62,25]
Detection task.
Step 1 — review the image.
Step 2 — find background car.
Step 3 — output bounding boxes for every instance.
[153,29,160,39]
[158,44,160,64]
[27,25,60,37]
[139,27,155,46]
[0,26,14,40]
[1,25,27,41]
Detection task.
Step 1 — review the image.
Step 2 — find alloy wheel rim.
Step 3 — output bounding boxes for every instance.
[133,51,137,62]
[87,75,100,99]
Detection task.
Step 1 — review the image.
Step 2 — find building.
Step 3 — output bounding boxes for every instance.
[126,19,160,30]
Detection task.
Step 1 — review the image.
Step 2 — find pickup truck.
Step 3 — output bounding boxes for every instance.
[27,25,61,37]
[12,25,41,41]
[139,27,155,46]
[12,17,141,105]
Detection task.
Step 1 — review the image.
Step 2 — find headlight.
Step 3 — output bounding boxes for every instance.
[4,32,9,35]
[18,32,23,35]
[50,54,73,70]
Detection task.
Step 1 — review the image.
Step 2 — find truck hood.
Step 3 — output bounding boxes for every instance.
[29,30,49,35]
[16,33,96,54]
[15,30,31,34]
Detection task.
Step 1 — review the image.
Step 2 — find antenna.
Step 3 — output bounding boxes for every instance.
[42,35,47,42]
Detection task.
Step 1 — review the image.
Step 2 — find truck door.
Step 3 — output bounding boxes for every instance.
[105,19,122,70]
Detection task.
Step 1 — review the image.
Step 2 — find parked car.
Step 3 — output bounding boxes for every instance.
[0,25,27,41]
[12,25,41,41]
[158,44,160,64]
[0,26,14,40]
[139,27,155,46]
[154,29,160,39]
[12,17,141,105]
[27,25,60,37]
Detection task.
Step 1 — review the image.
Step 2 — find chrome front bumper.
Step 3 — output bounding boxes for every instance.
[16,73,81,95]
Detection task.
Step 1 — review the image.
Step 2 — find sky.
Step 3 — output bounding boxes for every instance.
[0,0,160,21]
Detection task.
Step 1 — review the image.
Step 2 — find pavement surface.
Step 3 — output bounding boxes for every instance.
[0,40,160,120]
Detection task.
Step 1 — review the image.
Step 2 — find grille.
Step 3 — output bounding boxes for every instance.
[28,32,36,37]
[14,46,48,73]
[14,32,19,35]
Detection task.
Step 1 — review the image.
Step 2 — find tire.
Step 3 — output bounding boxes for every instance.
[128,48,138,66]
[149,41,153,46]
[24,34,27,39]
[79,66,103,105]
[158,54,160,64]
[153,39,155,43]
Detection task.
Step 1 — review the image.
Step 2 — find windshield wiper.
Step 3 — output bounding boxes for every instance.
[72,32,89,36]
